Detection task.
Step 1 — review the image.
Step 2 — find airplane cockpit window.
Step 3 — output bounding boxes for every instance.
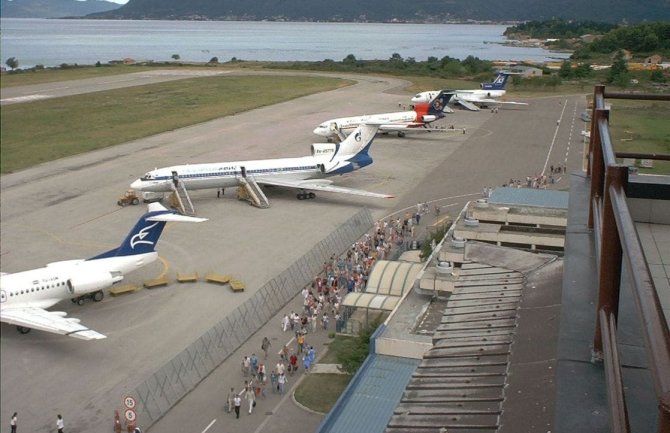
[140,173,153,180]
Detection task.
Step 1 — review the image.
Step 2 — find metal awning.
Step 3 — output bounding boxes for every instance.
[342,293,401,311]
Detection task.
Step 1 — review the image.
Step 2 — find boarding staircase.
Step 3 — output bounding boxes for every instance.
[237,176,270,209]
[168,179,196,216]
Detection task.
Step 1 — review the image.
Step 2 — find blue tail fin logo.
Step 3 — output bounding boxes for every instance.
[426,91,453,116]
[481,73,509,90]
[89,211,168,260]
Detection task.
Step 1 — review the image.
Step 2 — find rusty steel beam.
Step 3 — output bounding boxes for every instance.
[593,166,626,358]
[615,152,670,161]
[599,308,631,433]
[603,91,670,102]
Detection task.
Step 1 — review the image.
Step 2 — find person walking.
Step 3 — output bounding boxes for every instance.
[56,414,64,433]
[278,372,288,394]
[245,384,256,414]
[261,337,271,359]
[233,395,241,419]
[10,412,17,433]
[227,387,236,413]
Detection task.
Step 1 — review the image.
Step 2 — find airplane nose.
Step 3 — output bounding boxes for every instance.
[313,127,325,136]
[130,179,143,190]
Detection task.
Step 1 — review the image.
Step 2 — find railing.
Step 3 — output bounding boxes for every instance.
[587,84,670,433]
[129,208,374,428]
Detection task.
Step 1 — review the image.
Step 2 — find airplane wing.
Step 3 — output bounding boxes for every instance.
[454,98,481,111]
[1,307,106,340]
[256,177,394,199]
[476,98,529,107]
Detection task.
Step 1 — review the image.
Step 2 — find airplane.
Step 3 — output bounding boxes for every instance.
[313,91,458,140]
[411,72,529,112]
[130,123,394,204]
[0,203,206,340]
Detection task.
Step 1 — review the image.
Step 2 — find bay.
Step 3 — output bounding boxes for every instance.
[0,18,569,69]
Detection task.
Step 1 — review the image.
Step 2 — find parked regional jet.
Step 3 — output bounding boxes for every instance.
[411,73,528,112]
[131,123,393,204]
[0,203,206,340]
[313,91,454,140]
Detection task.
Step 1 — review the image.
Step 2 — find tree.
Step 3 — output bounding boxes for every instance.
[171,54,180,60]
[342,54,357,64]
[208,57,219,63]
[6,57,19,70]
[558,61,573,79]
[608,50,629,86]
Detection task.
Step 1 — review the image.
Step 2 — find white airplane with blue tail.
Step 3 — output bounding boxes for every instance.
[411,72,528,111]
[131,123,394,203]
[0,203,206,340]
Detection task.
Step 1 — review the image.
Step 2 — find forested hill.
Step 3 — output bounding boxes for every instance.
[1,0,120,18]
[90,0,669,23]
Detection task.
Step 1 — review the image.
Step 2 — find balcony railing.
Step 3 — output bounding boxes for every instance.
[587,84,670,433]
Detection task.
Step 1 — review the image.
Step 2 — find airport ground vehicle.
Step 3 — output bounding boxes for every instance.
[117,189,140,206]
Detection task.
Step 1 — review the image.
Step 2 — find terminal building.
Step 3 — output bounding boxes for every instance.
[317,87,670,433]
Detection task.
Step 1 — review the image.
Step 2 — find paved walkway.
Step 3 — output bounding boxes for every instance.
[148,285,336,433]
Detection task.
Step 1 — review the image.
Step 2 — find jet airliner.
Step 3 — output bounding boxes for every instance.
[313,91,455,140]
[411,73,528,111]
[0,203,206,340]
[131,123,393,203]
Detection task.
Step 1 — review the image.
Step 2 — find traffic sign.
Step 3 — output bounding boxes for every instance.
[124,408,136,422]
[124,396,136,409]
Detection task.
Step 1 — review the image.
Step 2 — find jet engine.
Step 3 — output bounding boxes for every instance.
[311,143,338,157]
[421,115,438,122]
[66,273,122,295]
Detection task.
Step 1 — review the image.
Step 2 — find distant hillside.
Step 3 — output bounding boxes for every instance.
[1,0,121,18]
[90,0,670,24]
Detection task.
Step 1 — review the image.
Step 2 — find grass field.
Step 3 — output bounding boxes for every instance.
[0,74,351,173]
[294,373,352,414]
[608,100,670,175]
[0,64,159,88]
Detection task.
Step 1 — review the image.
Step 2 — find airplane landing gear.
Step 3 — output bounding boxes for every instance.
[297,191,316,200]
[397,131,406,137]
[17,326,31,334]
[71,290,104,305]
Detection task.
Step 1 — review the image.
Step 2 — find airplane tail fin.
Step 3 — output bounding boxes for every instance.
[414,91,453,117]
[319,123,380,174]
[481,72,509,90]
[337,123,380,157]
[89,203,206,259]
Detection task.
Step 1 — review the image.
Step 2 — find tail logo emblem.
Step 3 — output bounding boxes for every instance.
[130,221,159,249]
[354,131,362,142]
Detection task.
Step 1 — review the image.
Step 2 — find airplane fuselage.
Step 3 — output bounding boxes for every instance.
[0,253,156,310]
[132,153,353,193]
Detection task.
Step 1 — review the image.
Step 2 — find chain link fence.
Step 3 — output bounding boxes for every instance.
[131,208,374,427]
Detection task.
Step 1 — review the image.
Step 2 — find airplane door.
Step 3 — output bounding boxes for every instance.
[240,166,247,178]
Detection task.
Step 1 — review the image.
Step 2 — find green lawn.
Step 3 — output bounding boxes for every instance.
[0,64,158,88]
[294,373,352,414]
[0,74,351,173]
[609,100,670,175]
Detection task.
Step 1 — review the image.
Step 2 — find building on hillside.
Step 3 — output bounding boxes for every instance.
[645,54,663,65]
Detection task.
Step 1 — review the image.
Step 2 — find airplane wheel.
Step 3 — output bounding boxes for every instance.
[17,326,31,334]
[397,132,406,138]
[308,192,316,199]
[297,193,305,200]
[76,297,85,306]
[93,290,104,302]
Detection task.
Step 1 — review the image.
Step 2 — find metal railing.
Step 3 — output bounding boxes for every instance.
[587,84,670,433]
[129,208,374,427]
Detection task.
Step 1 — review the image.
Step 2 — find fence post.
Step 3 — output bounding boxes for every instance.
[592,165,627,361]
[588,103,608,229]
